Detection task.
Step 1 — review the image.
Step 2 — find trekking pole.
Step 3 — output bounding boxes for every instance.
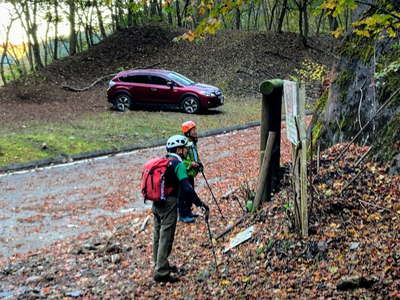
[232,194,246,213]
[204,214,219,272]
[201,170,226,222]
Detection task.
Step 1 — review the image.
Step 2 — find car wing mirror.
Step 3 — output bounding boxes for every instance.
[167,81,174,88]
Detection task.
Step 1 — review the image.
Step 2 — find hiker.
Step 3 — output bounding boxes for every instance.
[179,121,204,223]
[152,135,209,283]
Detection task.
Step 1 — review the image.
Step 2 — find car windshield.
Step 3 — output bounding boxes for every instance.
[167,72,195,86]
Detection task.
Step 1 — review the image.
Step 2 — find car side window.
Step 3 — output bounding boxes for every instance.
[150,76,168,86]
[121,75,150,84]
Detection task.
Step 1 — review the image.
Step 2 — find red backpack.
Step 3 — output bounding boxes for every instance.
[141,157,175,201]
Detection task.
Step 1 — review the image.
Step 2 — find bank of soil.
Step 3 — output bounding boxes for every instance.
[0,26,336,124]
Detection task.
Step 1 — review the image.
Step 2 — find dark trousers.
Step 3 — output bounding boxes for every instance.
[178,176,194,217]
[152,195,178,277]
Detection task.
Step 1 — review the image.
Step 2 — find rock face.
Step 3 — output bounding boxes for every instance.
[312,0,400,168]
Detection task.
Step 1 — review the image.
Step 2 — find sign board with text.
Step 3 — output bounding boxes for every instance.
[283,80,299,145]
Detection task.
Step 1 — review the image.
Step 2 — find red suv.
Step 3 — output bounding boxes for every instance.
[107,69,224,113]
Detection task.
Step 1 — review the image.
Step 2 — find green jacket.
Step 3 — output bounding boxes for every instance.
[183,138,201,177]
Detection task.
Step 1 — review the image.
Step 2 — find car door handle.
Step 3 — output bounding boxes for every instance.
[150,88,158,91]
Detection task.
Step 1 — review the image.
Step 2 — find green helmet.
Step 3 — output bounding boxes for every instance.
[166,135,188,151]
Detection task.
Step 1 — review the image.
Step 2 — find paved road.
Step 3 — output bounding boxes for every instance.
[0,127,262,258]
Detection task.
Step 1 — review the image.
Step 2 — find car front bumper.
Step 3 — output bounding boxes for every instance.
[202,95,224,108]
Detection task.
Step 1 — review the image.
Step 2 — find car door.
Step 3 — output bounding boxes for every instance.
[148,75,176,104]
[124,74,152,103]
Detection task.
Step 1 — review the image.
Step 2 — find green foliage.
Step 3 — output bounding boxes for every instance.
[294,58,327,82]
[283,202,292,210]
[374,110,400,161]
[338,35,375,62]
[375,58,400,81]
[320,0,400,39]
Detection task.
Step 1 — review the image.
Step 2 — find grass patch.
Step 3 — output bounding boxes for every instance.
[0,97,261,166]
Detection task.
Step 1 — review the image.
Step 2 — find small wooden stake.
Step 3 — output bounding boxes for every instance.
[252,132,276,212]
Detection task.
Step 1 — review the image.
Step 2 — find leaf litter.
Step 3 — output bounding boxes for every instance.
[0,130,399,299]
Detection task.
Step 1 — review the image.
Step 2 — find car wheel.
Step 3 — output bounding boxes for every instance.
[181,96,200,114]
[114,94,132,112]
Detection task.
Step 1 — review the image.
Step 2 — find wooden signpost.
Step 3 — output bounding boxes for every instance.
[283,80,308,237]
[253,79,308,237]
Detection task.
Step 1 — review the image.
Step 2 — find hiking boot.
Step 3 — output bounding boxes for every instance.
[179,216,194,223]
[154,274,180,283]
[169,265,179,273]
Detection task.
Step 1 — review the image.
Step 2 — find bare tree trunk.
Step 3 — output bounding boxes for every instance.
[294,0,308,47]
[143,0,149,18]
[303,2,309,38]
[167,3,173,25]
[53,0,59,60]
[108,5,116,31]
[315,10,324,35]
[62,39,70,55]
[182,0,190,28]
[235,8,241,30]
[268,0,278,30]
[175,0,182,27]
[157,0,163,20]
[328,15,338,31]
[116,0,126,28]
[5,55,16,81]
[8,45,24,77]
[47,43,54,62]
[95,0,107,38]
[33,3,43,69]
[12,4,33,72]
[15,43,28,75]
[261,0,268,30]
[193,0,201,27]
[84,26,91,47]
[247,2,253,30]
[88,4,95,45]
[276,0,288,33]
[18,0,43,70]
[44,17,51,66]
[68,0,77,55]
[77,25,83,52]
[254,1,261,29]
[0,19,15,86]
[150,0,158,17]
[127,0,136,26]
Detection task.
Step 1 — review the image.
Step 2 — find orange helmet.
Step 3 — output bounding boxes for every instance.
[182,121,196,134]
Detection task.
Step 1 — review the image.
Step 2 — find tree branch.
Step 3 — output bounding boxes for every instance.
[333,87,400,164]
[62,73,116,92]
[62,63,161,92]
[355,1,400,21]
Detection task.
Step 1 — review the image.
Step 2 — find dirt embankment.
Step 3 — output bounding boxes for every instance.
[0,25,337,123]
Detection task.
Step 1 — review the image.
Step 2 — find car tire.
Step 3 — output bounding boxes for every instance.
[114,93,133,112]
[181,96,200,114]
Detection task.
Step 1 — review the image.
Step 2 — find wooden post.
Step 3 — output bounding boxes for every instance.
[259,79,283,202]
[252,132,276,212]
[292,143,301,229]
[259,79,283,163]
[298,84,308,237]
[260,95,269,165]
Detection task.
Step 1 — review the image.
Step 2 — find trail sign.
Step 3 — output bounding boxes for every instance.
[283,80,299,145]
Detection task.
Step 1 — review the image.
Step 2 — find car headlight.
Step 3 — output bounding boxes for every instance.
[200,91,215,96]
[108,81,117,88]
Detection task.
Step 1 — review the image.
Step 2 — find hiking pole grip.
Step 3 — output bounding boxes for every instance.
[201,170,226,222]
